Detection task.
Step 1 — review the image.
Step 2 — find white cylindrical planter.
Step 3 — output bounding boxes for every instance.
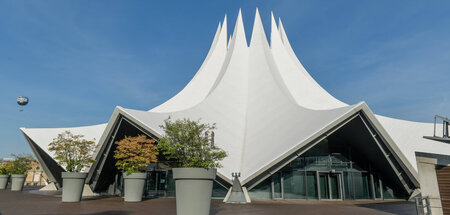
[173,168,216,215]
[62,172,87,202]
[11,174,26,191]
[123,172,147,202]
[0,175,10,190]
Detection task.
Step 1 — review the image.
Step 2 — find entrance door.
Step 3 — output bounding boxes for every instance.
[146,170,167,197]
[319,173,342,200]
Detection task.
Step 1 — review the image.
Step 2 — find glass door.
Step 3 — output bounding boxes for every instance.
[156,171,167,196]
[145,170,168,197]
[329,174,341,200]
[319,172,342,200]
[319,173,329,200]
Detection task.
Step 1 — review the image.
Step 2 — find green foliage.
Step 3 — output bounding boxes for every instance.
[114,135,159,174]
[9,154,33,175]
[49,131,96,172]
[0,161,13,175]
[158,118,227,168]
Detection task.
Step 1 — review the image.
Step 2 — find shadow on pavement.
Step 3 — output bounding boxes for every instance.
[81,195,118,201]
[41,211,132,215]
[82,211,133,215]
[356,201,416,215]
[211,203,226,215]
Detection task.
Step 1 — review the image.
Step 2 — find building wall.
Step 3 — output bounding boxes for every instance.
[416,155,448,215]
[25,161,48,186]
[436,166,450,215]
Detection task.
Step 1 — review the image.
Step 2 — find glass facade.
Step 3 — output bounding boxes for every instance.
[248,139,409,200]
[248,177,272,200]
[111,138,408,201]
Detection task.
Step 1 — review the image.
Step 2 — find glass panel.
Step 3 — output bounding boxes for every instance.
[382,183,395,199]
[330,174,340,199]
[249,177,272,200]
[352,172,370,199]
[306,172,318,199]
[273,172,282,199]
[373,175,382,199]
[289,157,305,169]
[115,172,124,195]
[361,172,371,199]
[343,172,352,200]
[157,171,167,196]
[381,182,407,200]
[212,181,228,198]
[166,170,175,197]
[283,171,306,199]
[319,174,329,199]
[146,171,157,196]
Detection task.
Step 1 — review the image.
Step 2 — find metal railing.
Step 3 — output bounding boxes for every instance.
[415,196,432,215]
[423,115,450,143]
[433,115,449,138]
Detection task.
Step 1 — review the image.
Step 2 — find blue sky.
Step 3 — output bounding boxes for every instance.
[0,1,449,157]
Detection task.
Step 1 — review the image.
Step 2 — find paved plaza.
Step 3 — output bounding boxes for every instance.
[0,187,416,215]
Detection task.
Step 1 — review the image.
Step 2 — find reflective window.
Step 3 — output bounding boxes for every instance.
[248,138,409,200]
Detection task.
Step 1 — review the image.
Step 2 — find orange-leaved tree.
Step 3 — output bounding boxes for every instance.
[114,135,158,174]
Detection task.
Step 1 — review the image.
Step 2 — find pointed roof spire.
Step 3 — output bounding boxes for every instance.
[270,11,277,30]
[220,14,228,48]
[250,8,269,46]
[204,21,222,56]
[214,21,221,41]
[229,8,247,48]
[270,11,281,47]
[222,14,227,35]
[278,18,288,45]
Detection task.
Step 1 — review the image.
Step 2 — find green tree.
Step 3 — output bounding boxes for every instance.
[49,131,96,172]
[9,154,33,174]
[158,118,227,168]
[114,135,158,174]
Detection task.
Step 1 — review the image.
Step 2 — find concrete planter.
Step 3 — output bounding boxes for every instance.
[11,174,26,191]
[123,172,147,202]
[0,175,9,190]
[62,172,87,202]
[173,168,216,215]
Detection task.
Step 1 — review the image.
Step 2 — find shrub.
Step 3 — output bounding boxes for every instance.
[0,161,12,175]
[10,154,33,175]
[114,135,158,174]
[158,118,227,168]
[49,131,96,172]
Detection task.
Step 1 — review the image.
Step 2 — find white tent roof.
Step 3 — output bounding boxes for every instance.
[21,9,450,186]
[21,124,107,168]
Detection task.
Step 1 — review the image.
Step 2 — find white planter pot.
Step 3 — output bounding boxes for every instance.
[0,175,9,190]
[11,174,26,191]
[173,168,216,215]
[123,172,147,202]
[62,172,87,202]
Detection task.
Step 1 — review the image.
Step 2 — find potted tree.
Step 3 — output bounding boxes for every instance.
[114,135,158,202]
[9,154,33,191]
[159,118,227,215]
[0,160,12,190]
[49,131,95,202]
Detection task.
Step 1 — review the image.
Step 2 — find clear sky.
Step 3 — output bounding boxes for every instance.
[0,1,449,158]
